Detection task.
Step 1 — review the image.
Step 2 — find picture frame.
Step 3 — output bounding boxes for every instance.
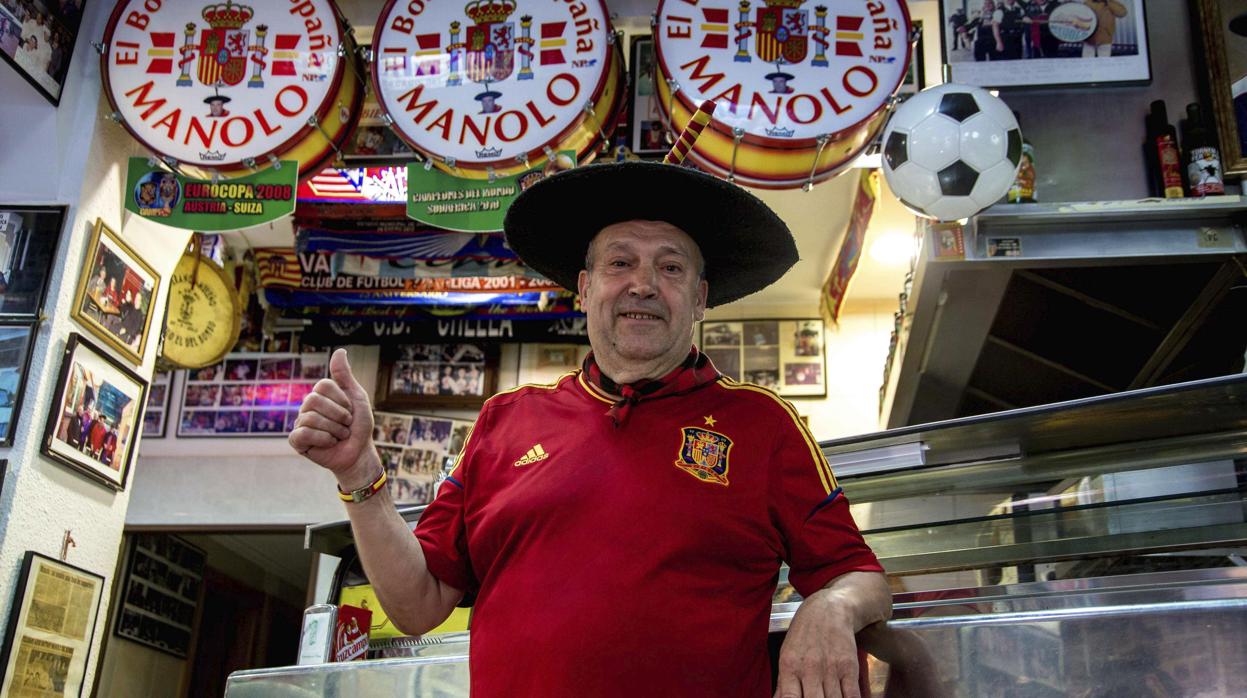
[628,35,669,157]
[114,534,205,659]
[899,20,927,97]
[1194,0,1247,174]
[0,205,67,318]
[42,333,147,491]
[176,346,328,438]
[70,219,159,366]
[373,410,476,506]
[0,0,86,106]
[700,319,827,398]
[376,343,499,410]
[0,551,105,698]
[141,371,172,438]
[938,0,1151,89]
[0,321,39,446]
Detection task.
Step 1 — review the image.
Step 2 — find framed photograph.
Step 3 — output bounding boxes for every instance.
[899,20,926,97]
[0,205,66,317]
[700,319,827,397]
[114,534,205,659]
[1195,0,1247,174]
[629,35,669,157]
[0,551,105,698]
[376,343,499,410]
[141,371,172,438]
[0,0,86,105]
[42,333,147,490]
[71,220,159,366]
[374,411,475,506]
[0,321,38,446]
[939,0,1151,89]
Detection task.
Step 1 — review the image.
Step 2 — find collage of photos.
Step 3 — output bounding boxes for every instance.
[115,535,205,658]
[388,344,486,397]
[373,410,474,506]
[177,343,329,438]
[141,371,171,438]
[0,0,84,104]
[701,319,828,397]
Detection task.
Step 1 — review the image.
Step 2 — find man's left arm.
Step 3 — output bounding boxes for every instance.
[775,570,891,698]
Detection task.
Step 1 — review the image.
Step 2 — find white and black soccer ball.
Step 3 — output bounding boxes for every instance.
[881,84,1022,221]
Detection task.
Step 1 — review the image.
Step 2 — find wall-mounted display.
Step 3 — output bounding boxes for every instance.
[940,0,1151,89]
[628,36,667,157]
[0,322,36,447]
[114,534,205,659]
[1195,0,1247,174]
[700,319,827,398]
[176,344,329,438]
[374,411,475,506]
[142,371,172,438]
[70,219,158,365]
[0,551,105,698]
[0,0,86,105]
[0,205,65,317]
[376,343,498,411]
[899,20,926,98]
[42,333,146,490]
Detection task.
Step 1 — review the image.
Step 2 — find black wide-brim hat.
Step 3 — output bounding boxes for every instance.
[503,161,797,308]
[1231,12,1247,37]
[475,90,502,100]
[204,94,231,104]
[765,71,795,81]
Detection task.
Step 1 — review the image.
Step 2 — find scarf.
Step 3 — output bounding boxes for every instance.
[581,347,720,427]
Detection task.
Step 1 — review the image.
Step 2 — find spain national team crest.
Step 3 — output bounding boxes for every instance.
[755,0,807,65]
[675,427,733,486]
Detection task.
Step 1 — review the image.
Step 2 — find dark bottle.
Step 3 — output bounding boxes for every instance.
[1143,100,1186,198]
[1181,103,1225,197]
[1007,110,1036,203]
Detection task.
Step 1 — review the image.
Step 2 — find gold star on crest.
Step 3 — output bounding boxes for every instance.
[703,415,717,427]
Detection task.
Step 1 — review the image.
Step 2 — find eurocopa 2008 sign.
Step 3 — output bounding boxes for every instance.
[101,0,360,179]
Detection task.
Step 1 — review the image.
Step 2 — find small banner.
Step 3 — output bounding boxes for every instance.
[125,158,297,231]
[301,316,589,346]
[405,153,575,233]
[820,169,879,325]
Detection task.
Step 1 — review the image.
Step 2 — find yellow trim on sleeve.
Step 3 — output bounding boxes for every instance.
[717,377,837,494]
[489,370,579,400]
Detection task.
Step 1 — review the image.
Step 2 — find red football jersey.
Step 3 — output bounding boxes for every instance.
[416,372,881,696]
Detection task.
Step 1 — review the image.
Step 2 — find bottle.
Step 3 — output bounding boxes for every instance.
[1144,100,1186,198]
[1181,103,1225,197]
[1007,110,1036,203]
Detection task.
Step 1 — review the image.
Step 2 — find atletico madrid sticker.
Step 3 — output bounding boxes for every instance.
[675,427,733,486]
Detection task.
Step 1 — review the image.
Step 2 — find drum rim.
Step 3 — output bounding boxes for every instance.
[369,0,619,171]
[159,251,242,369]
[100,0,351,174]
[652,0,911,151]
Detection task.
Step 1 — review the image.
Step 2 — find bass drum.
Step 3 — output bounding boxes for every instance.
[370,0,625,180]
[653,0,912,189]
[101,0,363,182]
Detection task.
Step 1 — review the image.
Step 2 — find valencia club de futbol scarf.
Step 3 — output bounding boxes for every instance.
[581,348,720,427]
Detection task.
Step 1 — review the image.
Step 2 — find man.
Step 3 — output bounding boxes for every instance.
[997,0,1026,60]
[291,161,890,697]
[948,7,967,50]
[475,90,501,114]
[204,93,230,118]
[766,70,795,94]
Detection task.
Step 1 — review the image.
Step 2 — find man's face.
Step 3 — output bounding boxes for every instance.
[577,220,708,371]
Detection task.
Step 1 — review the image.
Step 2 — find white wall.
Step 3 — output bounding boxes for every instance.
[0,2,191,694]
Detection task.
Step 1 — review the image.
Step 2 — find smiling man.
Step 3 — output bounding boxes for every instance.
[290,161,890,697]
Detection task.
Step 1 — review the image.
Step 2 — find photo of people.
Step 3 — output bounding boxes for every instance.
[44,334,144,490]
[700,319,827,397]
[941,0,1150,87]
[0,0,84,104]
[0,206,63,316]
[373,410,474,505]
[72,220,159,365]
[784,362,822,386]
[702,322,743,347]
[630,36,669,155]
[382,343,491,406]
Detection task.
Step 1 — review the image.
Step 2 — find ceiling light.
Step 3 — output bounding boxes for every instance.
[868,230,916,265]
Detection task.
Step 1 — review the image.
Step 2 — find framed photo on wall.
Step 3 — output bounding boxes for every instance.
[0,0,87,106]
[374,411,476,506]
[71,219,159,366]
[0,551,105,698]
[700,319,827,397]
[42,333,147,491]
[899,20,926,98]
[629,35,669,157]
[1195,0,1247,174]
[939,0,1151,88]
[0,205,65,317]
[376,343,499,410]
[141,371,172,438]
[114,534,205,659]
[0,321,37,447]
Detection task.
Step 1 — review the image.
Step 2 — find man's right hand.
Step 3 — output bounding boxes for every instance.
[289,348,377,484]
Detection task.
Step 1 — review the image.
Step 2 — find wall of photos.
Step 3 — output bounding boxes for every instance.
[373,411,474,506]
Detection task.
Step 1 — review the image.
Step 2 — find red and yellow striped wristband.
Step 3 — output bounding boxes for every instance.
[337,470,388,503]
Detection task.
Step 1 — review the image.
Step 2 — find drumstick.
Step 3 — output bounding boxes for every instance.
[663,100,717,166]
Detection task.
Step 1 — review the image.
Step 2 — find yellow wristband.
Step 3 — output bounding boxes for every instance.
[337,470,387,503]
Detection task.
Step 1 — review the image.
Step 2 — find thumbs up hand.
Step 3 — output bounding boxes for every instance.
[290,348,377,478]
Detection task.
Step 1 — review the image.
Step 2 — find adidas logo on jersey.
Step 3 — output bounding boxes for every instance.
[514,444,549,466]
